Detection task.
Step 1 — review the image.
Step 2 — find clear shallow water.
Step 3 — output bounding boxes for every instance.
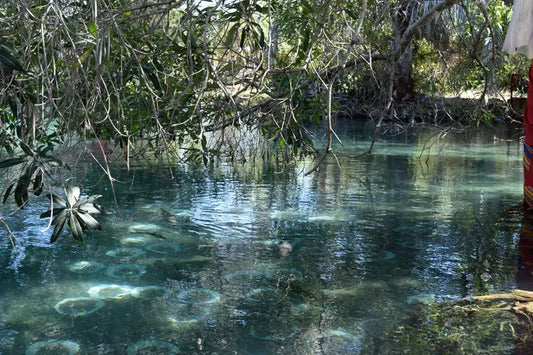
[0,124,526,354]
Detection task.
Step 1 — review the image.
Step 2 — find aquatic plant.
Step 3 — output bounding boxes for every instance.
[105,264,146,279]
[245,288,282,305]
[374,296,526,354]
[131,286,168,300]
[25,339,81,355]
[406,293,436,305]
[267,268,303,282]
[178,288,220,304]
[40,186,102,244]
[318,330,363,354]
[128,224,161,234]
[250,325,298,342]
[119,235,152,246]
[54,297,105,316]
[165,301,213,326]
[225,270,268,286]
[87,284,134,300]
[105,247,145,259]
[66,260,106,274]
[126,339,180,355]
[145,241,181,255]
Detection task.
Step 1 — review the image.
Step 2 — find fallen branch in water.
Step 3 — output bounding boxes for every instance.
[472,289,533,317]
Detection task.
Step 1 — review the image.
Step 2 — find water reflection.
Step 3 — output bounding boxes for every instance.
[0,124,528,353]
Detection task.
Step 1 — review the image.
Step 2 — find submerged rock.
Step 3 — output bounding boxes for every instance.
[278,241,293,258]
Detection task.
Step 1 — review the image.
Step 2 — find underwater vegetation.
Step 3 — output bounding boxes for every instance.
[25,339,81,355]
[131,286,168,300]
[105,264,146,279]
[126,339,180,355]
[54,297,105,316]
[105,247,145,259]
[371,296,531,353]
[66,260,106,274]
[145,241,181,255]
[177,288,220,304]
[87,284,134,300]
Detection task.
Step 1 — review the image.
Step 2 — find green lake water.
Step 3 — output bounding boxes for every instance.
[0,123,528,354]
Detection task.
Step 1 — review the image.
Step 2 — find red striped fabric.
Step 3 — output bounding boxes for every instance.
[524,61,533,209]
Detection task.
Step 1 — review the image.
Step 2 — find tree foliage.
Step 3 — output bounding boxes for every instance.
[0,0,524,243]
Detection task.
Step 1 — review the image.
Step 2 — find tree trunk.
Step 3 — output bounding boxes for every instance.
[392,0,415,101]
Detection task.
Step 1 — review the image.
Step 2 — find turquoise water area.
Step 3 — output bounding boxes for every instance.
[0,124,526,353]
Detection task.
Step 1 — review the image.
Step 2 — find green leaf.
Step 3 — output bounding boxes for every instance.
[14,174,30,208]
[33,168,43,196]
[19,141,34,157]
[50,209,68,243]
[88,21,98,38]
[77,210,101,230]
[0,157,26,169]
[47,193,66,208]
[73,194,102,209]
[152,57,164,73]
[225,23,240,48]
[301,0,314,15]
[40,207,64,219]
[8,96,17,120]
[146,71,162,91]
[240,28,247,49]
[3,183,15,204]
[38,144,54,157]
[66,186,80,207]
[0,44,25,72]
[68,211,84,244]
[72,45,95,70]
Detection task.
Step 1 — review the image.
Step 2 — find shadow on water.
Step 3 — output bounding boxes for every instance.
[0,123,531,354]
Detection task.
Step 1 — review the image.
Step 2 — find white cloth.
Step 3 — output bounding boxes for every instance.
[503,0,533,58]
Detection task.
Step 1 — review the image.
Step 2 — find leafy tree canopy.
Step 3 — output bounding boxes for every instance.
[0,0,525,242]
